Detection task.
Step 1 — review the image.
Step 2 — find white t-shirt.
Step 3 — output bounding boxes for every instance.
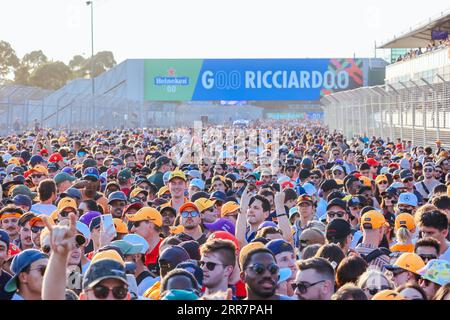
[30,203,58,216]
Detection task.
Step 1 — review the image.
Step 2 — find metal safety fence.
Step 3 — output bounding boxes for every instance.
[321,73,450,148]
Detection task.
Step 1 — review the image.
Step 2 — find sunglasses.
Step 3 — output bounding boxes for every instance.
[378,181,388,185]
[60,210,76,218]
[291,280,326,294]
[199,260,224,271]
[31,226,44,233]
[327,211,345,218]
[424,169,434,173]
[435,171,443,174]
[31,174,44,179]
[365,285,391,296]
[418,254,437,262]
[181,211,199,218]
[402,178,413,183]
[29,265,47,276]
[91,284,128,300]
[246,263,279,275]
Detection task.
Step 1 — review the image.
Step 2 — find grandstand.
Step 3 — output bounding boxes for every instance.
[321,10,450,147]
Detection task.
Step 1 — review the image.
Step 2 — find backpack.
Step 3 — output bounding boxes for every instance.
[361,247,391,264]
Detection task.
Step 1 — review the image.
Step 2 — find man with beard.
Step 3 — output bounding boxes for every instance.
[293,257,335,300]
[199,238,236,297]
[160,206,176,238]
[178,202,207,245]
[107,191,128,219]
[17,213,35,250]
[240,247,293,300]
[0,206,24,246]
[79,167,108,214]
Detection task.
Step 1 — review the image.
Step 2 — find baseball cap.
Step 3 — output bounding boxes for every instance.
[13,194,32,208]
[126,207,163,227]
[372,290,405,300]
[83,167,100,181]
[155,156,171,168]
[366,158,379,167]
[168,169,187,182]
[395,213,415,231]
[60,187,82,201]
[48,153,63,163]
[239,242,265,269]
[176,261,203,287]
[122,234,148,254]
[113,218,129,234]
[375,175,388,184]
[210,191,227,203]
[299,228,326,247]
[189,179,205,191]
[5,249,48,292]
[76,221,91,241]
[57,197,77,211]
[82,158,97,169]
[417,259,450,286]
[179,202,199,213]
[289,207,299,220]
[208,231,240,252]
[111,240,144,255]
[54,172,76,185]
[82,251,127,290]
[159,246,190,266]
[79,211,102,228]
[118,169,132,182]
[62,167,75,175]
[178,241,201,261]
[0,229,10,248]
[397,193,418,207]
[326,198,347,211]
[10,185,36,200]
[297,194,313,206]
[258,221,278,230]
[108,191,128,204]
[360,210,388,230]
[265,239,294,256]
[204,218,235,235]
[194,198,215,212]
[187,170,202,180]
[326,219,352,241]
[320,179,343,193]
[29,155,45,167]
[221,201,240,217]
[17,212,36,227]
[400,169,413,181]
[385,253,425,274]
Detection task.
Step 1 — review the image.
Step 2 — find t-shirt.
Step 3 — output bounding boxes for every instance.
[144,238,163,274]
[440,243,450,262]
[355,243,390,271]
[414,179,441,200]
[0,270,14,300]
[30,203,58,216]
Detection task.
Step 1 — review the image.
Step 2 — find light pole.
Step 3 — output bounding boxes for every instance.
[86,1,95,127]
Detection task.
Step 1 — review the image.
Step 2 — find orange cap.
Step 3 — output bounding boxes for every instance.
[361,210,388,230]
[359,176,372,187]
[113,218,129,234]
[179,202,200,213]
[391,252,425,274]
[395,213,415,231]
[372,290,405,300]
[126,207,162,227]
[238,242,265,269]
[375,174,388,184]
[221,201,240,217]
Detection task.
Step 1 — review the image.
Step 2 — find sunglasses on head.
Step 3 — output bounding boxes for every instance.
[91,284,128,300]
[246,263,279,275]
[181,211,199,218]
[199,260,224,271]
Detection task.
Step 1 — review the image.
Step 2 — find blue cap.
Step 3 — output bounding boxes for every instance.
[258,221,278,230]
[210,191,227,202]
[29,155,45,167]
[76,221,91,240]
[12,194,32,208]
[177,261,203,287]
[62,167,75,175]
[108,191,128,204]
[83,167,100,181]
[289,207,299,219]
[5,249,48,293]
[163,171,171,184]
[61,187,82,200]
[89,216,102,231]
[0,229,10,248]
[189,178,205,191]
[122,234,149,254]
[266,239,294,256]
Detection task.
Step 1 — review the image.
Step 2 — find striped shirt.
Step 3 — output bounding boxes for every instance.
[355,243,390,272]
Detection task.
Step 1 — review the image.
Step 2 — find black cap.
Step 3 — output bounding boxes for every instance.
[326,219,352,241]
[326,198,347,211]
[400,169,413,181]
[320,179,343,193]
[159,246,190,266]
[178,241,201,261]
[155,156,171,168]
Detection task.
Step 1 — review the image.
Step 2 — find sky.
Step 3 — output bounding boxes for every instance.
[1,0,449,64]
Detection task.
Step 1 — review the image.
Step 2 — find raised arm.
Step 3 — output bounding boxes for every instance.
[274,192,294,245]
[42,213,77,300]
[236,187,251,248]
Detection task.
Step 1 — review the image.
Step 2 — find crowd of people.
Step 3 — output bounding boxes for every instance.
[395,36,450,63]
[0,120,449,301]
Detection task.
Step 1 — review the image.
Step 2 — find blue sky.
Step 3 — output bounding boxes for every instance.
[1,0,449,64]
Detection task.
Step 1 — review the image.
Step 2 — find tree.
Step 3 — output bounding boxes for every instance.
[28,61,73,90]
[0,40,20,81]
[14,50,48,85]
[69,55,87,78]
[85,51,116,78]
